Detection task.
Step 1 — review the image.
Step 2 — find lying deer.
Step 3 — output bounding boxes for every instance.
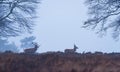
[24,42,39,53]
[64,44,78,53]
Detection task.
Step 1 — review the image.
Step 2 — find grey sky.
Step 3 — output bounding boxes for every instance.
[10,0,120,53]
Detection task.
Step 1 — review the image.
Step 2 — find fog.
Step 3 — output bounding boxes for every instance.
[9,0,120,53]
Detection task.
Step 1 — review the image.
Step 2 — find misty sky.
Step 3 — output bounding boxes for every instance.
[10,0,120,53]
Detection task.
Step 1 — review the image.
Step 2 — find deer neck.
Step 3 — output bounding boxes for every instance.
[74,48,76,51]
[34,45,38,48]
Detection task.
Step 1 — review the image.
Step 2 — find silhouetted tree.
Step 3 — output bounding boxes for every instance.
[84,0,120,39]
[20,36,36,48]
[0,38,19,52]
[0,0,40,37]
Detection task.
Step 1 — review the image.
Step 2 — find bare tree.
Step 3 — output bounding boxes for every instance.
[84,0,120,39]
[0,0,40,37]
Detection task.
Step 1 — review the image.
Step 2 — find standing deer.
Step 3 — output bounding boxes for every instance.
[24,42,39,53]
[64,44,78,53]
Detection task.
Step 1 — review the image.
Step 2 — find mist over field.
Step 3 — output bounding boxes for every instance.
[0,0,120,72]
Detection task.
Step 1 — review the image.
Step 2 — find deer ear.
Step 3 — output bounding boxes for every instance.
[32,42,35,44]
[32,42,37,45]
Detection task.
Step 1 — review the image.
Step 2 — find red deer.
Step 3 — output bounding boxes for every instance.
[64,44,78,53]
[24,42,39,53]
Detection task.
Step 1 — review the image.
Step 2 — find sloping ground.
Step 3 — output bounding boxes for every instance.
[0,52,120,72]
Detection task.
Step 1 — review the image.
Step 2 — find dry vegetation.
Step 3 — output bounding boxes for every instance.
[0,52,120,72]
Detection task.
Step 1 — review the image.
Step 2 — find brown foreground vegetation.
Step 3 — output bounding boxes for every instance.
[0,52,120,72]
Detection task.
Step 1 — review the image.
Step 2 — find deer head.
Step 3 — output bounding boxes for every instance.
[74,44,78,51]
[32,42,39,49]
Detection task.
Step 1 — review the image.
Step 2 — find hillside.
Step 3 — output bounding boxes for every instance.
[0,52,120,72]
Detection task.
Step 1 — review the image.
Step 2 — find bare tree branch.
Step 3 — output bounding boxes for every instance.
[84,0,120,39]
[0,0,40,37]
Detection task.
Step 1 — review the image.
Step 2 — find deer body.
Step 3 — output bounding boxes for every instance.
[24,43,39,53]
[64,44,78,53]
